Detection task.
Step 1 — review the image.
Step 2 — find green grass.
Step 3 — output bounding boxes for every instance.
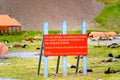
[89,45,120,57]
[0,46,120,80]
[95,1,120,31]
[0,31,120,80]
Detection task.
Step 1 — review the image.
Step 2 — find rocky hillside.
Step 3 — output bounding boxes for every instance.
[0,0,103,30]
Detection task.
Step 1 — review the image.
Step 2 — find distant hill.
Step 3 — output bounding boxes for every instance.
[95,1,120,31]
[0,0,103,30]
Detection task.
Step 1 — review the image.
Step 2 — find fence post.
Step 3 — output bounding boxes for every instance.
[44,22,48,77]
[81,21,87,76]
[37,33,44,75]
[62,21,67,76]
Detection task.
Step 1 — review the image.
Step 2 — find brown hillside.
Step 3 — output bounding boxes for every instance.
[0,0,103,30]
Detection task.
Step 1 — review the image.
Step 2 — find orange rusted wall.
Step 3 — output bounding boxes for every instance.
[0,26,9,30]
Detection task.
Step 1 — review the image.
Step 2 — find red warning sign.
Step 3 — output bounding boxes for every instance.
[44,34,88,56]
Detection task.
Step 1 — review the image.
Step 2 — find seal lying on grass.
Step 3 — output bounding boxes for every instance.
[102,58,118,62]
[104,67,120,74]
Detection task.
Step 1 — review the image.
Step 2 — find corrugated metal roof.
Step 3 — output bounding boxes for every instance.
[89,32,117,38]
[0,15,21,26]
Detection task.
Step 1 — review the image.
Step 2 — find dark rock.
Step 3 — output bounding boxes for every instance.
[112,43,118,45]
[36,47,40,50]
[75,56,82,59]
[75,56,77,59]
[115,55,120,59]
[79,69,93,73]
[108,53,113,57]
[87,69,93,72]
[107,43,119,48]
[36,47,44,50]
[70,65,76,68]
[22,44,27,48]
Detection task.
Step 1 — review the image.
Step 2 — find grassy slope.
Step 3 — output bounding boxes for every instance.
[95,1,120,31]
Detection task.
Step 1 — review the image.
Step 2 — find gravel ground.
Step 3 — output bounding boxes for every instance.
[89,39,120,45]
[1,50,55,59]
[3,50,39,59]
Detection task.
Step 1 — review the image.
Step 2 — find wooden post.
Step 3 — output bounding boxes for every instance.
[37,33,44,75]
[56,56,60,74]
[75,56,80,73]
[44,22,48,77]
[62,21,67,76]
[82,21,87,76]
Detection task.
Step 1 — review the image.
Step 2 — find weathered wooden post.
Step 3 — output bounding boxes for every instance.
[37,33,44,75]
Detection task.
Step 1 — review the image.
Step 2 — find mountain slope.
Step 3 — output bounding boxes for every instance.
[0,0,103,30]
[95,2,120,31]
